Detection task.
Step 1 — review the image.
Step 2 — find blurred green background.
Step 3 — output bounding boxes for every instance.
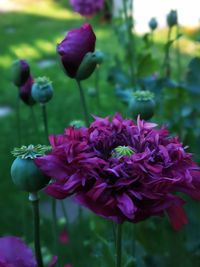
[1,1,200,266]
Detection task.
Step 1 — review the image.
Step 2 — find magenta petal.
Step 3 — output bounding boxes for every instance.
[34,155,68,181]
[117,193,136,219]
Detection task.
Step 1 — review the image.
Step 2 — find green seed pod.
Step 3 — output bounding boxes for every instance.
[149,17,158,31]
[31,77,53,104]
[129,90,155,120]
[167,10,178,28]
[11,145,51,192]
[76,52,99,81]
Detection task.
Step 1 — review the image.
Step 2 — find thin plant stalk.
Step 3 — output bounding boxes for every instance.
[52,198,60,267]
[116,224,122,267]
[76,80,90,127]
[41,104,49,143]
[176,24,182,81]
[95,65,101,108]
[16,95,21,146]
[122,0,136,86]
[61,200,69,227]
[163,27,172,78]
[30,106,39,136]
[29,192,44,267]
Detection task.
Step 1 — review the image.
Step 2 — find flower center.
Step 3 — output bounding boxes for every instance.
[112,146,135,158]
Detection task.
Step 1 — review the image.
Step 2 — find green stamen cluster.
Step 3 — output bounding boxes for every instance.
[133,90,154,101]
[12,144,51,159]
[112,146,135,158]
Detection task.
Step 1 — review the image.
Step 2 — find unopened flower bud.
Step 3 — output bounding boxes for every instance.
[11,60,30,87]
[76,52,100,81]
[167,10,178,28]
[31,77,53,104]
[149,18,158,31]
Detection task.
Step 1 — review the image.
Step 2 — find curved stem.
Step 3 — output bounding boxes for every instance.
[76,80,90,127]
[41,104,49,143]
[29,193,44,267]
[116,224,122,267]
[61,200,69,227]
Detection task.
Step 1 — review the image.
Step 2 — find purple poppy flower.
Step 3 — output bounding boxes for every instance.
[35,114,200,230]
[12,59,30,87]
[69,0,104,17]
[0,236,36,267]
[57,23,96,78]
[19,75,35,106]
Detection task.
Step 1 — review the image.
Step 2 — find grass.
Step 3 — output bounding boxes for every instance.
[0,0,200,266]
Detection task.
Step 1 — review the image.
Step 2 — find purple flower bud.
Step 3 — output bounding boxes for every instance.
[70,0,104,17]
[19,75,35,106]
[57,24,96,78]
[11,59,30,87]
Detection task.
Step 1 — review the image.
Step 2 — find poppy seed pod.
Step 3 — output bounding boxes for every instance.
[148,17,158,31]
[31,77,53,104]
[128,90,155,120]
[11,145,51,192]
[167,10,178,28]
[11,59,30,87]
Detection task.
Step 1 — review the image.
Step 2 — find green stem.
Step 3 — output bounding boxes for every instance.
[61,200,69,226]
[41,104,49,143]
[176,24,182,81]
[95,66,101,108]
[52,198,60,267]
[164,27,172,78]
[30,106,39,136]
[116,224,122,267]
[29,193,44,267]
[122,0,136,86]
[16,94,21,146]
[76,80,90,127]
